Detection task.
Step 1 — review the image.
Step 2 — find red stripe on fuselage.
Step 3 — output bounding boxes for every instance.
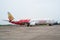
[9,19,30,25]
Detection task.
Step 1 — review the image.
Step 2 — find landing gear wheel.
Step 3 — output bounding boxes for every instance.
[49,24,52,26]
[24,23,30,27]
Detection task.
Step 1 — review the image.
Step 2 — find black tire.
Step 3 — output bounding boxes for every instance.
[24,23,30,27]
[27,23,30,27]
[49,24,53,26]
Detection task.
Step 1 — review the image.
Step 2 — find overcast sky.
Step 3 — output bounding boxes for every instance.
[0,0,60,24]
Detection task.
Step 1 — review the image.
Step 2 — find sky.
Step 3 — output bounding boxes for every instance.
[0,0,60,24]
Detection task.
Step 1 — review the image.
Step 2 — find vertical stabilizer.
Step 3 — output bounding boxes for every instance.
[8,12,14,21]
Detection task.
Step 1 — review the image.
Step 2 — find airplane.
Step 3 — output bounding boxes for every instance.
[7,12,30,26]
[4,12,58,26]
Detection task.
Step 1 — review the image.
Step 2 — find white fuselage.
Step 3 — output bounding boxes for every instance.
[29,20,56,25]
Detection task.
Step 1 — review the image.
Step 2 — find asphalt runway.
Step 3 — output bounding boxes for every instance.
[0,25,60,40]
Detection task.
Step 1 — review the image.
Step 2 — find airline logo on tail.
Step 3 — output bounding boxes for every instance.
[8,12,14,21]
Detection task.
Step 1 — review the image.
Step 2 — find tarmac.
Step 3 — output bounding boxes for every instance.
[0,25,60,40]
